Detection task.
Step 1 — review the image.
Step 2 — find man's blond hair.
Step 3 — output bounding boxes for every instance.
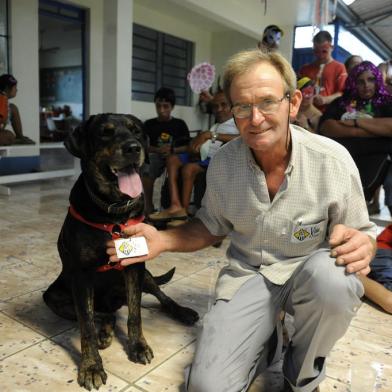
[223,49,297,104]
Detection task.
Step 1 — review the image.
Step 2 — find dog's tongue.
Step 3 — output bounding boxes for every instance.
[118,170,142,198]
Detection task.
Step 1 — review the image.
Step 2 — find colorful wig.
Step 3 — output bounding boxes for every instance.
[340,61,392,110]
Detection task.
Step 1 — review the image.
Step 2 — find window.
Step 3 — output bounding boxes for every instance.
[132,24,194,106]
[0,0,9,74]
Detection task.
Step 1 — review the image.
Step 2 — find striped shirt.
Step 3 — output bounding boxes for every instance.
[196,124,376,300]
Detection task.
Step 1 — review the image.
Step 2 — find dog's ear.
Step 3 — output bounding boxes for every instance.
[64,115,95,158]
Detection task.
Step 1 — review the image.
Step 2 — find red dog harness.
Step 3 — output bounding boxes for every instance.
[68,205,144,272]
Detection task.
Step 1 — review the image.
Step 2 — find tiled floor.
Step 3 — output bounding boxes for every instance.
[0,178,391,392]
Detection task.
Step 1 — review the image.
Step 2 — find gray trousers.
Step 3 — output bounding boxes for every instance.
[185,249,364,392]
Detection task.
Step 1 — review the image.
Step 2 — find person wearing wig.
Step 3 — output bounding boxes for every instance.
[319,61,392,212]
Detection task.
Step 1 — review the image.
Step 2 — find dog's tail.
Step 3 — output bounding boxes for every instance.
[152,267,176,285]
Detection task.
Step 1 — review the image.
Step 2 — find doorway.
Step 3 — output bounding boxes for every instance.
[38,0,86,143]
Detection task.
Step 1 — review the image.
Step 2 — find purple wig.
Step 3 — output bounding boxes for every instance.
[340,61,392,110]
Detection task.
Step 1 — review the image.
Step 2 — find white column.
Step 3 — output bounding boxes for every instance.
[102,0,133,114]
[10,0,40,144]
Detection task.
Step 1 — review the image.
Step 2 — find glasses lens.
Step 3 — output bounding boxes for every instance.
[232,104,251,118]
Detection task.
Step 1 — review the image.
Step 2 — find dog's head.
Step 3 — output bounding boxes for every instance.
[65,113,147,203]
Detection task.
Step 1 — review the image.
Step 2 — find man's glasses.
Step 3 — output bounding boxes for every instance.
[231,93,290,118]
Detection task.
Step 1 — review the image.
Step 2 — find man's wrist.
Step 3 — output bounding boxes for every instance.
[211,130,218,143]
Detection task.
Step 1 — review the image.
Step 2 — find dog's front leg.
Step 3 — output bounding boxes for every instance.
[72,272,107,390]
[123,265,154,364]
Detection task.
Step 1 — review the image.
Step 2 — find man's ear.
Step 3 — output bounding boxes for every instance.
[64,115,95,158]
[288,89,302,121]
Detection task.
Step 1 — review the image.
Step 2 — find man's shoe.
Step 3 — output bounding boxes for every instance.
[149,208,187,222]
[166,219,187,228]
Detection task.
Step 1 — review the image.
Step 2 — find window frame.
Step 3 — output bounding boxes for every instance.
[132,23,194,106]
[0,0,10,75]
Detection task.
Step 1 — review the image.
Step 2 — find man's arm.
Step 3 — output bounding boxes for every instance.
[319,119,374,137]
[106,218,225,266]
[340,117,392,137]
[313,92,342,107]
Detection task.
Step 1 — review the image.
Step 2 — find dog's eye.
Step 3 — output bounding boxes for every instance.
[102,126,115,137]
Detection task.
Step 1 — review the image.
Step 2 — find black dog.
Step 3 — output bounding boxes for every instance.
[43,114,199,390]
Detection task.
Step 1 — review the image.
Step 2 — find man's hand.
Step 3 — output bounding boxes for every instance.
[329,224,376,275]
[313,94,326,107]
[190,131,210,153]
[106,223,165,266]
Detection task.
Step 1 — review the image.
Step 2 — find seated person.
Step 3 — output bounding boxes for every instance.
[294,77,322,133]
[142,87,190,214]
[149,89,239,223]
[0,74,35,145]
[379,59,392,94]
[319,61,392,212]
[359,224,392,314]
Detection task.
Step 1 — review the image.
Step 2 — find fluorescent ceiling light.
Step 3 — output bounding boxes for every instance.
[342,0,356,5]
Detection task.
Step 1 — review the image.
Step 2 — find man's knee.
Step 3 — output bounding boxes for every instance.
[302,254,363,313]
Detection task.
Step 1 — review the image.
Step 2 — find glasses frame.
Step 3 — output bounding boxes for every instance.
[231,93,290,119]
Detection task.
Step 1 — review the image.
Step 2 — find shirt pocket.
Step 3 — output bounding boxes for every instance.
[283,219,328,257]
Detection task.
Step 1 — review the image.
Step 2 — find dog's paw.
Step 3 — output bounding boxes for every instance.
[78,359,107,391]
[167,304,200,325]
[128,339,154,364]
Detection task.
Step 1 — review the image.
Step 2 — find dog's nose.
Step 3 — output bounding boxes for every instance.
[123,142,141,155]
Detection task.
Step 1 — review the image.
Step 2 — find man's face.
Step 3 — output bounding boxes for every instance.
[230,62,300,153]
[211,92,232,124]
[356,70,376,100]
[313,42,333,63]
[7,85,17,99]
[300,85,315,107]
[155,99,173,121]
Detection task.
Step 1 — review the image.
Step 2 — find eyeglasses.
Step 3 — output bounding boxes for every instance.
[231,93,290,118]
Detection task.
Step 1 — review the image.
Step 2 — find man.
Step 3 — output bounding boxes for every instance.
[107,49,376,392]
[149,89,239,223]
[142,87,190,214]
[299,31,347,111]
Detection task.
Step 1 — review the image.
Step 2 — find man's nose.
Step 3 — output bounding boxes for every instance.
[250,106,266,124]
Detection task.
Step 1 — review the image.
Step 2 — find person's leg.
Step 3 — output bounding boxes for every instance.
[9,103,23,138]
[358,275,392,314]
[186,274,284,392]
[9,103,35,144]
[0,129,16,145]
[165,154,185,212]
[181,163,205,213]
[363,248,392,313]
[142,153,165,215]
[283,249,364,392]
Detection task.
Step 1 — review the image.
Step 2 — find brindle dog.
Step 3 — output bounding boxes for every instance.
[43,114,199,390]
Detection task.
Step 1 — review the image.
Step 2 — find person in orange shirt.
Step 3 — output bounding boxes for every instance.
[299,31,347,112]
[0,73,35,145]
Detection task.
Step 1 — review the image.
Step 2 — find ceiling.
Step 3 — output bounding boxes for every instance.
[337,0,392,59]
